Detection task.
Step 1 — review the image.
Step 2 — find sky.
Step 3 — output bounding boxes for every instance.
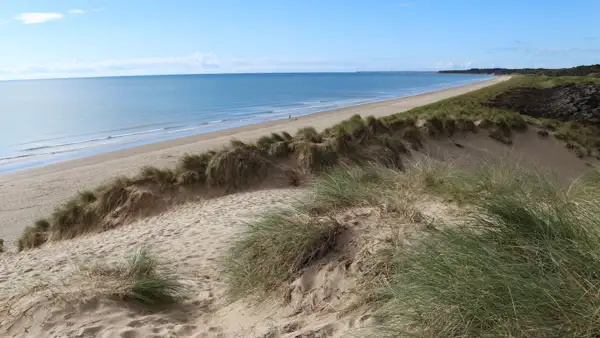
[1,0,599,80]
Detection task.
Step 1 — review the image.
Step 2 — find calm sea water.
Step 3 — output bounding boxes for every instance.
[0,72,492,172]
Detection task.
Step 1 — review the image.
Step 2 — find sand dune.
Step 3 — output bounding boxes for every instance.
[1,126,594,337]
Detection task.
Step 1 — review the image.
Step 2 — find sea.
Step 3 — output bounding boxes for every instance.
[0,72,493,173]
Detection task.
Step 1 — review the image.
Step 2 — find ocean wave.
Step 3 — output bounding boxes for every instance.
[14,122,175,147]
[0,153,36,162]
[270,102,307,108]
[18,118,235,155]
[21,128,168,152]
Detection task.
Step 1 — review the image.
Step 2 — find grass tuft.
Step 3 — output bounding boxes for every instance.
[124,248,183,304]
[223,208,344,299]
[87,248,183,305]
[307,165,388,214]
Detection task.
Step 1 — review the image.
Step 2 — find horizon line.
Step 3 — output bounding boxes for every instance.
[0,70,456,82]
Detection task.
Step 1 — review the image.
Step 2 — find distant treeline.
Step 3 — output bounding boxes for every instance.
[440,64,600,77]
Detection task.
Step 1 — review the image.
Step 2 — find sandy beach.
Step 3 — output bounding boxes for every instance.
[0,76,507,247]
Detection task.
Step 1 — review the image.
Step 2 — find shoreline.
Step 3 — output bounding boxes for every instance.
[0,76,508,245]
[0,75,493,174]
[1,76,505,180]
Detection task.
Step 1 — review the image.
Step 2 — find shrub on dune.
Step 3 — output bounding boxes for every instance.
[295,142,338,172]
[334,114,368,138]
[135,166,176,187]
[177,152,214,173]
[206,144,273,191]
[296,126,323,143]
[175,152,214,185]
[50,199,97,240]
[176,170,203,186]
[327,130,356,154]
[268,141,292,158]
[256,135,276,150]
[96,178,132,215]
[399,126,423,149]
[17,219,50,251]
[365,115,389,135]
[383,116,417,132]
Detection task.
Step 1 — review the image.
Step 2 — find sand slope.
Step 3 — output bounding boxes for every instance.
[1,189,304,337]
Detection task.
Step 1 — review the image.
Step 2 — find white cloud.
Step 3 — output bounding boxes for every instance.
[398,2,416,7]
[14,12,64,24]
[67,9,86,15]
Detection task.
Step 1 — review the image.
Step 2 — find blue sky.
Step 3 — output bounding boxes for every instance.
[1,0,599,80]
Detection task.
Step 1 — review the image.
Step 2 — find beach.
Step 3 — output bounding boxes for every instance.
[0,76,507,247]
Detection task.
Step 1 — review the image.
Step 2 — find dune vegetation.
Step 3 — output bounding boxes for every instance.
[223,159,600,337]
[17,74,600,252]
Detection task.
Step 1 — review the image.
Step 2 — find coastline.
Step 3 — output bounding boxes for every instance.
[0,74,493,174]
[0,76,508,244]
